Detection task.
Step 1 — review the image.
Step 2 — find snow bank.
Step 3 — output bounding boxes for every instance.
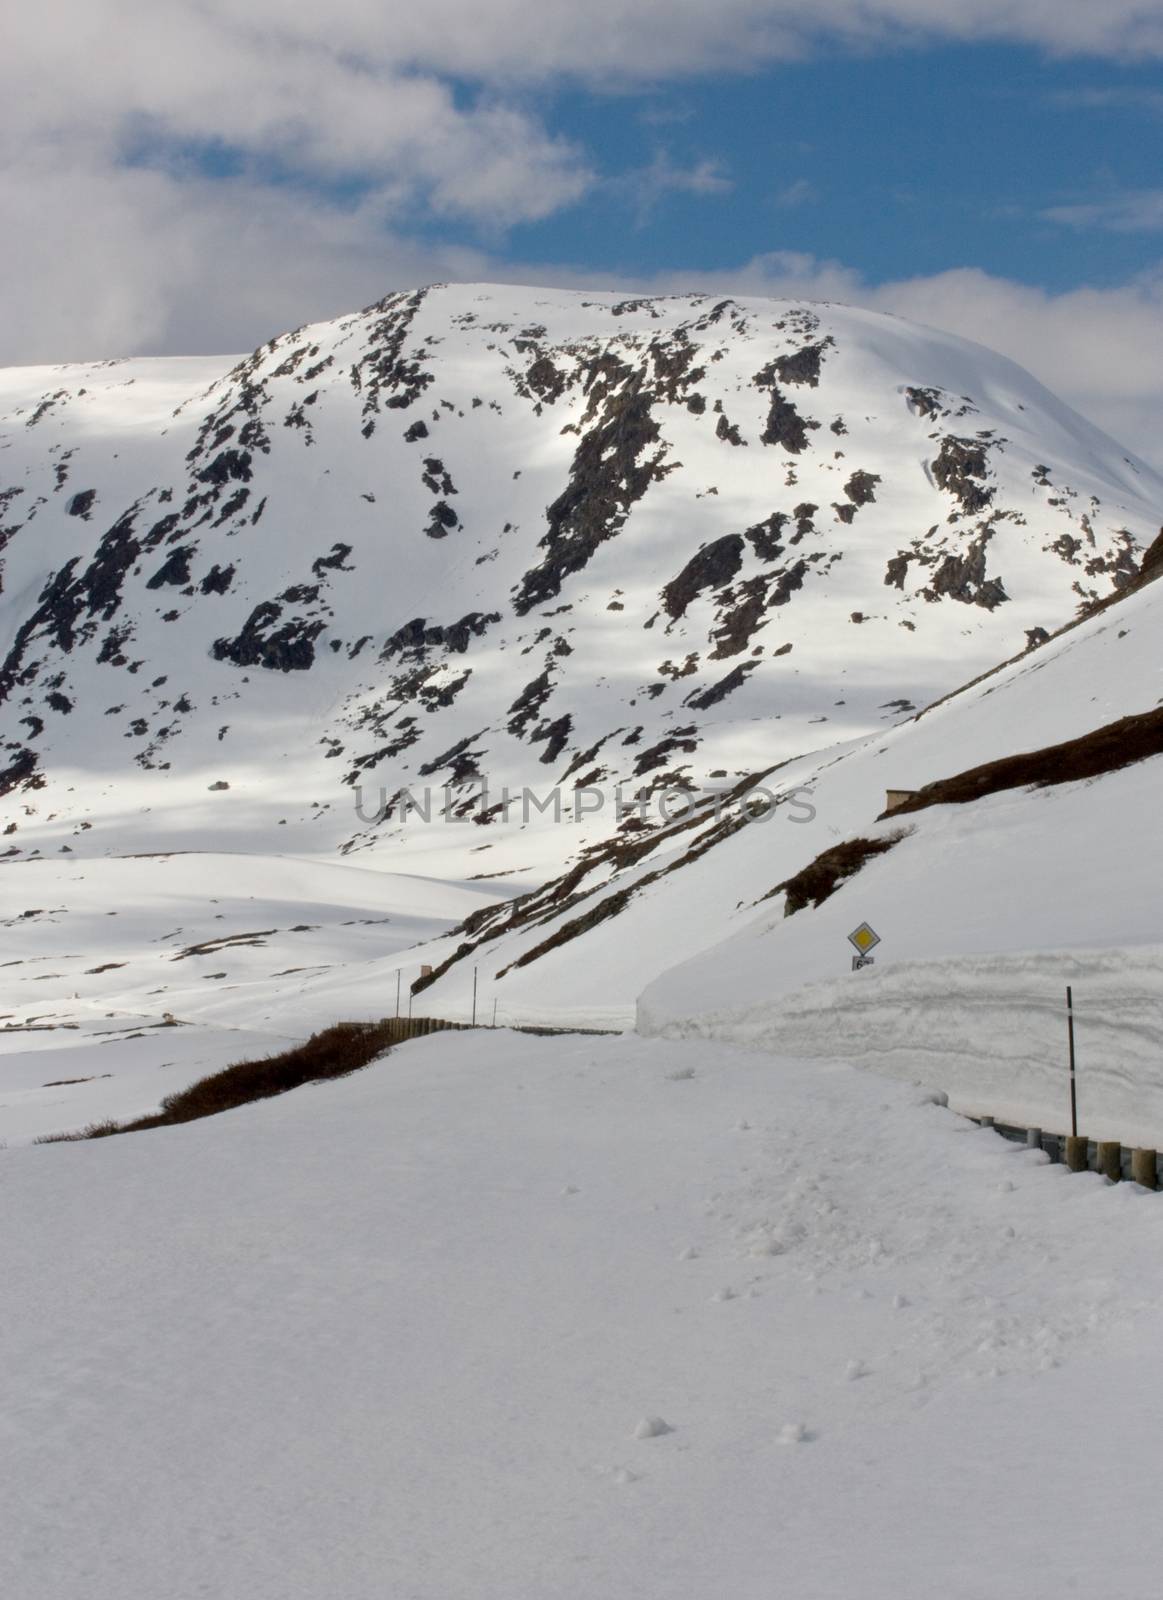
[642,945,1163,1146]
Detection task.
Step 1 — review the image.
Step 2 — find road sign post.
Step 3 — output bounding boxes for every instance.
[1066,984,1078,1138]
[847,922,880,971]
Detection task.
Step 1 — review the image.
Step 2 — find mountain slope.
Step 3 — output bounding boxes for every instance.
[410,544,1163,1115]
[1,284,1159,883]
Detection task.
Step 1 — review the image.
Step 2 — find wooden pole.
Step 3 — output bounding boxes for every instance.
[1066,985,1079,1138]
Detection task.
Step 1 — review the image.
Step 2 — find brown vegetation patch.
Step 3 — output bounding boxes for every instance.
[37,1020,404,1140]
[768,833,905,916]
[880,705,1163,820]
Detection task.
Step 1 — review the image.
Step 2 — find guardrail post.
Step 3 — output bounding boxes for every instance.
[1026,1127,1042,1149]
[1097,1141,1122,1183]
[1131,1149,1158,1190]
[1064,1135,1088,1173]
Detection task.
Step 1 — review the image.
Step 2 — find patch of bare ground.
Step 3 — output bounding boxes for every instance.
[766,834,907,916]
[880,705,1163,820]
[36,1020,401,1141]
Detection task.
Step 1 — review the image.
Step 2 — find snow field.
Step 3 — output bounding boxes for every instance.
[2,1027,1161,1598]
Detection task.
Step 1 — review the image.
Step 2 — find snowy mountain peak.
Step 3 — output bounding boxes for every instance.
[1,283,1159,877]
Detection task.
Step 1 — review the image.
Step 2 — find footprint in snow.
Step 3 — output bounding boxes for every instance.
[634,1416,674,1440]
[678,1246,699,1261]
[845,1359,870,1382]
[778,1422,811,1445]
[666,1067,696,1081]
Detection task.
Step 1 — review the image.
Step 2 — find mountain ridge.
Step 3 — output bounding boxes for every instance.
[2,283,1159,883]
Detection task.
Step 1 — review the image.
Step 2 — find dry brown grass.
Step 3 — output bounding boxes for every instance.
[35,1020,401,1143]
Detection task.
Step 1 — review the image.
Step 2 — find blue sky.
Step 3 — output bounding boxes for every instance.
[483,47,1163,292]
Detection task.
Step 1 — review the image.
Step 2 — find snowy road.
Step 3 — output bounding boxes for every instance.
[2,1029,1161,1597]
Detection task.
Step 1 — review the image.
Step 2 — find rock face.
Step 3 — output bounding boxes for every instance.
[0,283,1159,875]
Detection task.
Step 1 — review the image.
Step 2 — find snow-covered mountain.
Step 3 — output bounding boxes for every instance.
[1,283,1158,878]
[2,284,1162,1141]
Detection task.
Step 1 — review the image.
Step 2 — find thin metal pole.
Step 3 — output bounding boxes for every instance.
[395,970,401,1019]
[1066,985,1078,1138]
[408,985,413,1020]
[472,966,478,1026]
[492,998,498,1028]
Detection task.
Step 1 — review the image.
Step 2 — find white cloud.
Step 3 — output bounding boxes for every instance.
[196,0,1163,77]
[774,179,817,208]
[0,157,492,364]
[610,152,734,222]
[1046,86,1163,113]
[1042,190,1163,232]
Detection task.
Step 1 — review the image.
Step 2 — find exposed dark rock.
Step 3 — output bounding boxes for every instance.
[381,611,500,662]
[196,449,253,488]
[661,535,744,620]
[66,489,96,518]
[683,660,756,708]
[710,576,768,658]
[923,535,1007,609]
[932,436,993,515]
[0,747,39,797]
[772,339,834,388]
[791,503,818,542]
[768,559,810,607]
[532,714,572,764]
[212,602,326,672]
[715,413,744,446]
[200,564,235,596]
[753,371,816,454]
[885,554,911,589]
[426,500,460,539]
[844,470,881,506]
[418,729,487,784]
[422,458,456,496]
[351,289,435,434]
[633,726,699,776]
[508,670,554,737]
[744,513,787,562]
[311,543,354,578]
[146,546,195,589]
[906,387,944,420]
[513,358,669,613]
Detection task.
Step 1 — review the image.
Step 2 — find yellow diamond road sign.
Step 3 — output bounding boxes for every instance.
[848,922,881,955]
